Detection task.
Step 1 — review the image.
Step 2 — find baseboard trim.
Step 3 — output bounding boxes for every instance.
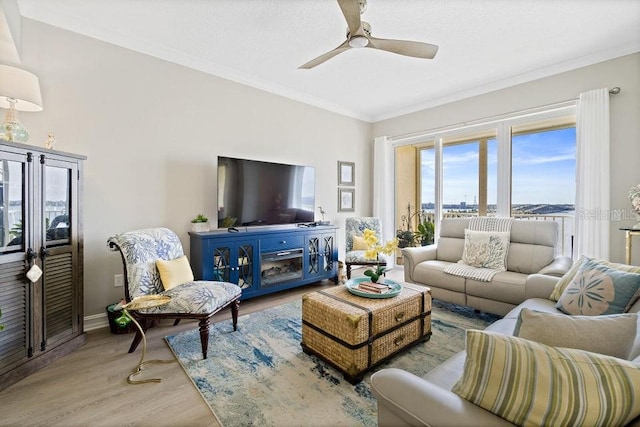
[84,312,109,331]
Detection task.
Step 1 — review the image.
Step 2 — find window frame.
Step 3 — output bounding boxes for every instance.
[392,102,577,239]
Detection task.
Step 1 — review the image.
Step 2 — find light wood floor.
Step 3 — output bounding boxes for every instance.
[0,268,403,427]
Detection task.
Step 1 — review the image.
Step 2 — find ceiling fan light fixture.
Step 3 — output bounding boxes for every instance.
[348,35,369,48]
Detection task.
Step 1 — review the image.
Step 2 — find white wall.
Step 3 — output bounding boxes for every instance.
[373,53,640,266]
[6,17,640,319]
[14,19,373,317]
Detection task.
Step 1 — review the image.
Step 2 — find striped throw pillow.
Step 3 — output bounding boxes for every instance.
[452,330,640,426]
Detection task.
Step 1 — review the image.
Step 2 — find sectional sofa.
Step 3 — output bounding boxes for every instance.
[370,289,640,426]
[372,218,640,426]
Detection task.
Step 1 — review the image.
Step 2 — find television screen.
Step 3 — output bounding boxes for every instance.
[217,156,315,228]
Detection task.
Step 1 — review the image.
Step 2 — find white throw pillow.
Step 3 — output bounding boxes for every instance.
[460,229,510,270]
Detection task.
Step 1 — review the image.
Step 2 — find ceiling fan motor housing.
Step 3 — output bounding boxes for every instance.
[346,21,371,40]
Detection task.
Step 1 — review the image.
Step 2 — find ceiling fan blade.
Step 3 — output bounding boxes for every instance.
[368,37,439,59]
[337,0,362,36]
[298,41,351,69]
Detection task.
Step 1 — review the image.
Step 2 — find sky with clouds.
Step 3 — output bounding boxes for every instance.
[421,127,576,207]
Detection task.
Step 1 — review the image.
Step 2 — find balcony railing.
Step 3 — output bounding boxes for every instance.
[422,212,574,258]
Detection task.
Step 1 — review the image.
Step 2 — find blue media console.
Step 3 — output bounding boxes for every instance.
[189,225,339,299]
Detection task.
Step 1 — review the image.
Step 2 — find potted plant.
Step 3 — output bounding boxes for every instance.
[396,229,415,248]
[363,265,387,283]
[415,218,435,246]
[191,214,210,232]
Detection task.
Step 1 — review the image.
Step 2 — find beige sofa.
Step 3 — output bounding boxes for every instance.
[370,292,640,426]
[402,218,573,316]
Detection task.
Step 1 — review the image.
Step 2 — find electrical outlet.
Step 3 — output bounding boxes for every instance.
[114,274,124,288]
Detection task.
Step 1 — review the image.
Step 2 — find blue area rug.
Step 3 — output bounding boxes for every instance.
[165,298,500,426]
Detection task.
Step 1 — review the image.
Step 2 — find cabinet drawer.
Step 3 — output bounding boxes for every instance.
[261,235,304,252]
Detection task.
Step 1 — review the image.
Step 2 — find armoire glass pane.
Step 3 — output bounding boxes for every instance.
[44,166,71,244]
[0,160,24,252]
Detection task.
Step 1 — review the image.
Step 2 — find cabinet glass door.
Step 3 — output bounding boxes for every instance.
[306,233,336,280]
[0,159,25,253]
[0,151,31,374]
[43,165,71,245]
[213,246,231,282]
[237,243,255,292]
[212,242,256,295]
[307,235,321,277]
[322,234,335,273]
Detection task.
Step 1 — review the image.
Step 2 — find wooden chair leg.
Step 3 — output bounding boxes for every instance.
[128,318,150,353]
[198,318,210,359]
[347,264,352,279]
[173,319,180,326]
[231,299,240,331]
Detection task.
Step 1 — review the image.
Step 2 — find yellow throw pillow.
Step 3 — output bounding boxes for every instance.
[452,330,640,427]
[352,235,367,250]
[156,255,194,290]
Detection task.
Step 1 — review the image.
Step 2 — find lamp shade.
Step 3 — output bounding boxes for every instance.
[0,64,43,112]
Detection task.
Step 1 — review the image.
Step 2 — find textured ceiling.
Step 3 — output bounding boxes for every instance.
[16,0,640,122]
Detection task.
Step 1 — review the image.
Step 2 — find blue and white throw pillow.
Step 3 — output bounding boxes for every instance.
[556,258,640,315]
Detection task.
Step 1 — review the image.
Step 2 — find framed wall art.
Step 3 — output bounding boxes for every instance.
[338,188,355,212]
[338,161,355,186]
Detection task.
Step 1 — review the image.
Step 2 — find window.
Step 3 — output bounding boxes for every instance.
[396,105,576,257]
[511,125,576,256]
[419,135,497,217]
[419,145,434,212]
[511,126,576,211]
[442,137,497,216]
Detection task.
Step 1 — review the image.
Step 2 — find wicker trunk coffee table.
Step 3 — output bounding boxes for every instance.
[301,282,431,384]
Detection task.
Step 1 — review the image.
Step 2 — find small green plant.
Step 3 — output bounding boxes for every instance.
[363,265,387,283]
[191,214,208,223]
[396,230,415,248]
[221,216,237,228]
[415,219,435,246]
[0,307,4,331]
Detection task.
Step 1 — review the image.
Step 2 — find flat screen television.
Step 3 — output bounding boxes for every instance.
[217,156,315,228]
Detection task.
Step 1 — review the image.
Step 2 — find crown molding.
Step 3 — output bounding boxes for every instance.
[372,42,640,123]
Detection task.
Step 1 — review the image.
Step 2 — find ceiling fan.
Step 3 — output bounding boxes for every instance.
[299,0,439,69]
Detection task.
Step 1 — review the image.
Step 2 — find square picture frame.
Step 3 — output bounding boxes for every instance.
[338,161,355,186]
[338,188,355,212]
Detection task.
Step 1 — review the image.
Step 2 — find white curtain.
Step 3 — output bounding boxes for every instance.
[575,88,610,260]
[373,136,395,265]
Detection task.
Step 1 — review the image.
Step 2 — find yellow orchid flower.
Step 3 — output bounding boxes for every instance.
[361,229,399,260]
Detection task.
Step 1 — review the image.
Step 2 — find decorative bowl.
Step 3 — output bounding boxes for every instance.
[345,277,402,299]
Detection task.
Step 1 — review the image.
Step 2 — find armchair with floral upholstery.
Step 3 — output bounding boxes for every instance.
[107,228,241,359]
[344,217,387,279]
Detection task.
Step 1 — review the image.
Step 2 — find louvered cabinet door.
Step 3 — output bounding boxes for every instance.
[0,258,31,375]
[37,157,81,350]
[40,251,76,346]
